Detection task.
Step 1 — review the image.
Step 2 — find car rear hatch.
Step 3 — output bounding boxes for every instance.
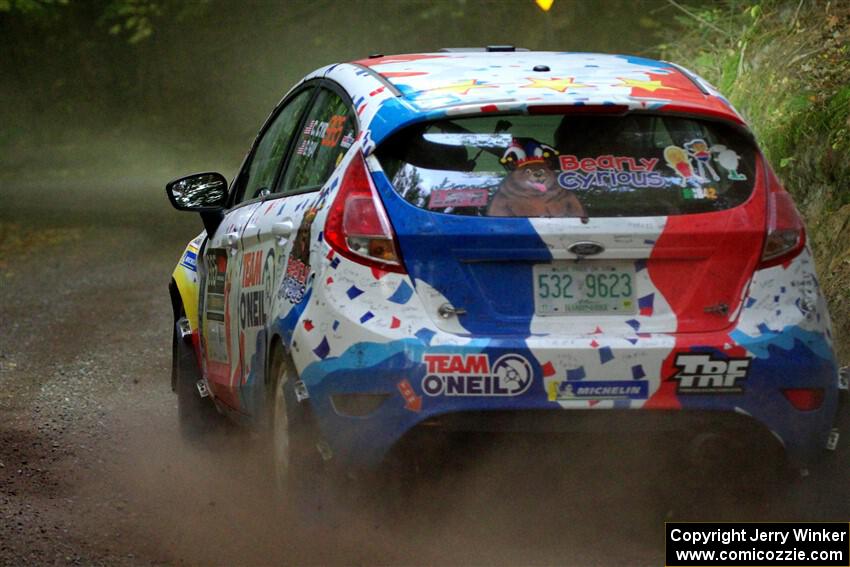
[372,110,766,337]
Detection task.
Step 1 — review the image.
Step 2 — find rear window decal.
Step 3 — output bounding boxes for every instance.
[684,138,720,181]
[665,140,748,183]
[712,145,748,181]
[489,139,585,217]
[557,153,667,190]
[682,186,719,200]
[428,188,489,209]
[559,155,659,172]
[376,113,756,218]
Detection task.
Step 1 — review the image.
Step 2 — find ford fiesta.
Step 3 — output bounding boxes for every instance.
[166,49,846,491]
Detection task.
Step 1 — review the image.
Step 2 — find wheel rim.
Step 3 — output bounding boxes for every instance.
[272,368,291,492]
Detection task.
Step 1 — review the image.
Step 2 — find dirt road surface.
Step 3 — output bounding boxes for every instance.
[1,186,848,566]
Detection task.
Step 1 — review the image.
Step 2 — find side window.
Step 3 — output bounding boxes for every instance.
[278,88,356,194]
[237,88,313,204]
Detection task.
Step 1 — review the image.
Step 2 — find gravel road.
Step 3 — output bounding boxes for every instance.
[1,188,847,566]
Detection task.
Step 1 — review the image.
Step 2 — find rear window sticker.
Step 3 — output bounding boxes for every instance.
[557,154,666,190]
[559,154,659,172]
[664,145,696,180]
[424,132,513,148]
[711,145,747,181]
[489,138,585,217]
[682,186,718,200]
[428,188,490,209]
[684,139,720,181]
[666,140,748,184]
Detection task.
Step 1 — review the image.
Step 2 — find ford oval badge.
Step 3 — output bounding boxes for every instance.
[568,241,605,257]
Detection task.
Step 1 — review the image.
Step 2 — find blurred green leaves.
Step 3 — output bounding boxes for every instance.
[0,0,68,14]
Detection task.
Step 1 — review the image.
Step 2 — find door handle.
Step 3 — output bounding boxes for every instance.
[272,220,295,246]
[272,221,294,237]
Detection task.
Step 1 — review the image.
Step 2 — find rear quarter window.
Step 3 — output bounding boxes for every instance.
[375,113,757,218]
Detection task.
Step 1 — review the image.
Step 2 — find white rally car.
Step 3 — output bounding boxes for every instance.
[166,48,846,491]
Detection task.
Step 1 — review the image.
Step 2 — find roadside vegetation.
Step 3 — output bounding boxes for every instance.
[661,0,850,362]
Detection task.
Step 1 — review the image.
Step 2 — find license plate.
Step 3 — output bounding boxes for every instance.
[533,262,636,316]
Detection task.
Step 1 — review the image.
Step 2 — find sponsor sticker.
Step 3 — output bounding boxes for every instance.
[239,249,274,329]
[672,353,750,394]
[321,115,346,147]
[421,353,533,397]
[180,249,197,272]
[548,379,649,401]
[557,154,667,190]
[428,188,490,209]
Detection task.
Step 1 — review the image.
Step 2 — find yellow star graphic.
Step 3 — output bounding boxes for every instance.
[617,78,674,92]
[520,77,590,93]
[425,79,499,96]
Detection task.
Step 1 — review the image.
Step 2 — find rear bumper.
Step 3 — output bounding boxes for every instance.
[296,323,839,469]
[288,245,839,470]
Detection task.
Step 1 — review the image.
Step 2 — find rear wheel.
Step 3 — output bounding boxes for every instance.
[173,314,221,441]
[269,349,327,511]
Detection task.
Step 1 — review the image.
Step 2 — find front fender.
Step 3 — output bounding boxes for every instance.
[170,233,204,330]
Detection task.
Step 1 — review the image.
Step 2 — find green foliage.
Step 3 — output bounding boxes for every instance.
[662,0,850,361]
[0,0,67,13]
[101,0,161,44]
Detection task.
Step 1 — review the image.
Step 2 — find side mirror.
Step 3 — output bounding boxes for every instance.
[166,172,228,211]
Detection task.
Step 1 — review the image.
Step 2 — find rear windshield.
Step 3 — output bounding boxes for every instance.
[375,113,757,218]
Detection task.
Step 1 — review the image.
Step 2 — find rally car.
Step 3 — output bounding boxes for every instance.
[166,48,846,491]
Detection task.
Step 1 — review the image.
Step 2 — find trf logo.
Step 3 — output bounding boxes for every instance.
[672,353,751,394]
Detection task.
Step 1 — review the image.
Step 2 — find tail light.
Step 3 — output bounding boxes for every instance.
[758,163,805,269]
[324,153,405,273]
[782,388,824,411]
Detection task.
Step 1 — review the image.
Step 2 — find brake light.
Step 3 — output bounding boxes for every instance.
[782,388,824,411]
[324,153,405,273]
[758,163,805,269]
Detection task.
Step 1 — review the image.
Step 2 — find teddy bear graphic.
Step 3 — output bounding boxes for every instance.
[487,138,585,218]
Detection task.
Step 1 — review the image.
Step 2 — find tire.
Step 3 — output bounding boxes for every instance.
[269,350,328,514]
[173,315,221,442]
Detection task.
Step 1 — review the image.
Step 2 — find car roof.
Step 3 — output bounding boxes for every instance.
[314,51,745,151]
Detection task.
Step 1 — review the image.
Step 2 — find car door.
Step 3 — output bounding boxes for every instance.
[237,83,357,413]
[200,85,315,412]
